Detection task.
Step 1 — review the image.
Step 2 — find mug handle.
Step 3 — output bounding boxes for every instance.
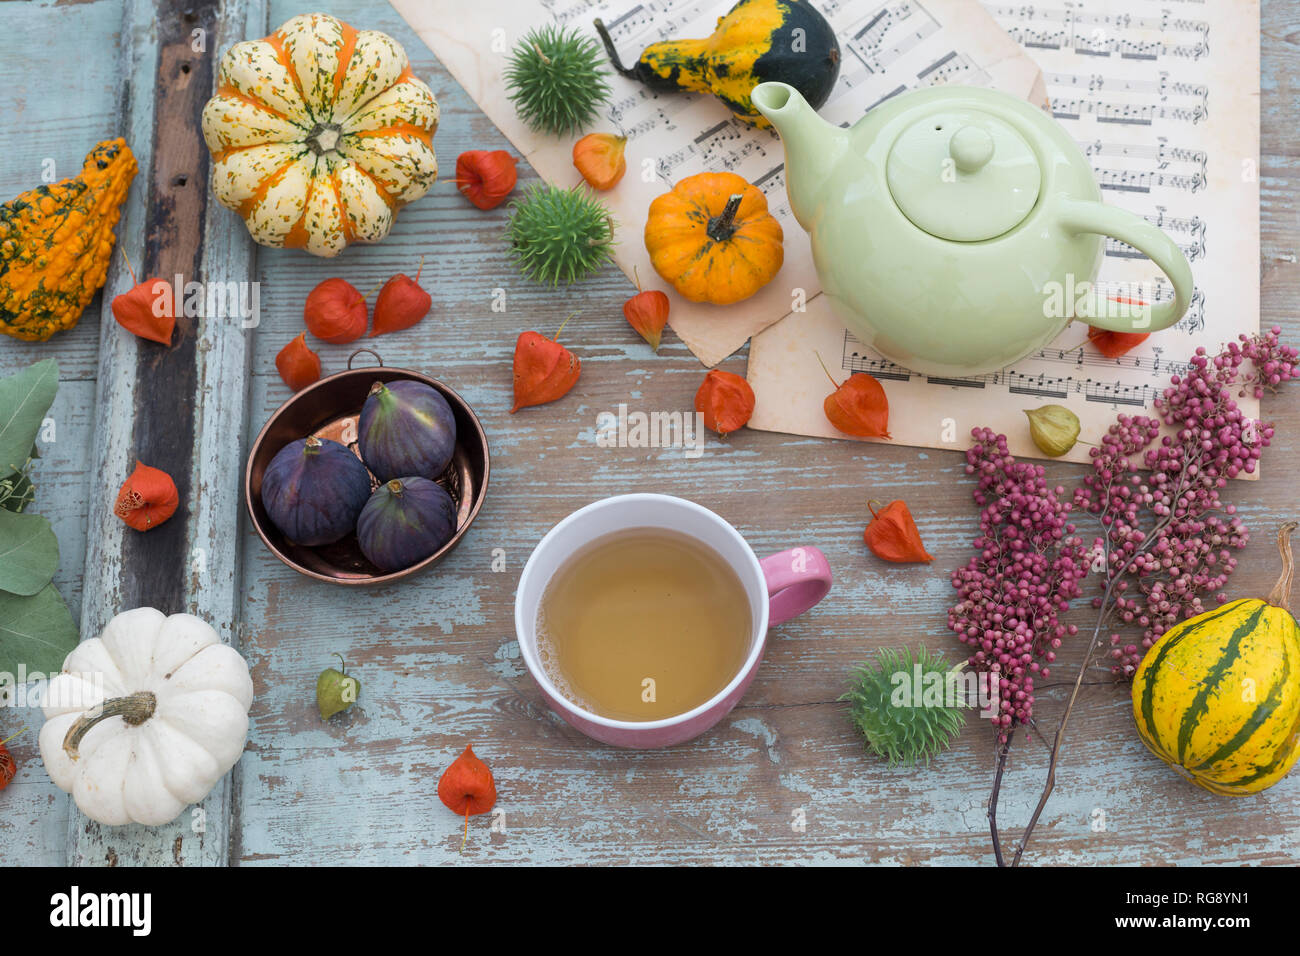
[759,547,832,627]
[1057,199,1194,334]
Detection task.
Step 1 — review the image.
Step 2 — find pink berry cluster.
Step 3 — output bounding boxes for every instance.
[1075,328,1300,676]
[948,428,1091,740]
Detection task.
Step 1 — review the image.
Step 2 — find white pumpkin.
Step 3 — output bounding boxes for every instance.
[200,12,439,257]
[39,608,253,827]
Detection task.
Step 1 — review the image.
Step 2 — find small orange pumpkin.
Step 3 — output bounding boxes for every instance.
[644,171,783,305]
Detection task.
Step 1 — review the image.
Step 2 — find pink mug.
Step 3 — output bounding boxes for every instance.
[514,494,832,748]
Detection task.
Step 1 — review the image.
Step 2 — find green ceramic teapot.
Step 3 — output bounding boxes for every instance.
[751,82,1194,377]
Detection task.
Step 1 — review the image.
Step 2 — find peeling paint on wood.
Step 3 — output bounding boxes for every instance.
[67,0,262,867]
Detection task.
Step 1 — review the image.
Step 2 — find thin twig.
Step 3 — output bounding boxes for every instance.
[989,734,1012,866]
[1008,500,1170,866]
[1026,716,1053,750]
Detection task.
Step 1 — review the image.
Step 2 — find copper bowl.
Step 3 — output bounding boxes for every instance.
[244,350,490,585]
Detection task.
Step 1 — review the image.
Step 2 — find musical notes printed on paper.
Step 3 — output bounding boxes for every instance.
[585,0,1029,219]
[404,0,1046,370]
[390,0,1258,461]
[744,0,1257,462]
[501,0,1049,369]
[840,330,1192,407]
[970,1,1257,418]
[990,4,1210,60]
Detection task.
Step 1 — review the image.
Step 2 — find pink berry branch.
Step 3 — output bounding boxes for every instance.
[950,429,1094,865]
[951,328,1300,867]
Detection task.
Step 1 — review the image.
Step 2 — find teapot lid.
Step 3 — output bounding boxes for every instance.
[886,109,1041,242]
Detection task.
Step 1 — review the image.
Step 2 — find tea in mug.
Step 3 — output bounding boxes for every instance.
[536,528,752,721]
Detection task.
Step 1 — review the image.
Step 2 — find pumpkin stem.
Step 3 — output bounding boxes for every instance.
[63,691,157,760]
[592,19,639,80]
[305,122,342,156]
[706,194,745,243]
[1267,521,1298,611]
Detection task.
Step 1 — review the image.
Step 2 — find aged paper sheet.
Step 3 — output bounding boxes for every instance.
[390,0,1045,366]
[747,0,1261,464]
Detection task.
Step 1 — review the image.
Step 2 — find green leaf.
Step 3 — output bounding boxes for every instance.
[0,583,78,676]
[0,509,58,595]
[0,467,35,513]
[0,359,58,480]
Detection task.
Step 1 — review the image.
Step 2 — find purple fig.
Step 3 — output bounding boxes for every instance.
[357,477,457,571]
[261,436,371,546]
[357,380,457,482]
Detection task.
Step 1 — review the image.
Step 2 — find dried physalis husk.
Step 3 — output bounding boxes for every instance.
[623,267,669,351]
[114,460,179,532]
[439,744,498,851]
[815,354,889,439]
[511,329,581,412]
[863,499,933,563]
[1087,326,1150,359]
[1024,404,1081,457]
[112,278,175,345]
[624,289,669,350]
[456,150,518,210]
[573,133,627,190]
[275,332,321,392]
[695,369,755,436]
[371,257,432,337]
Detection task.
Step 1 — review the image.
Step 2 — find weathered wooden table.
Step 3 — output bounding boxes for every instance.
[2,0,1297,866]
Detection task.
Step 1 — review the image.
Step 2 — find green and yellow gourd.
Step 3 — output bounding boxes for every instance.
[1132,522,1300,796]
[594,0,840,129]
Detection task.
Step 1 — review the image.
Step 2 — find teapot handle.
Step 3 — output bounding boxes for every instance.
[1057,200,1194,334]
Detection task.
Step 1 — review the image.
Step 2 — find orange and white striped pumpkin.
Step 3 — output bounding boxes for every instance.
[200,13,439,257]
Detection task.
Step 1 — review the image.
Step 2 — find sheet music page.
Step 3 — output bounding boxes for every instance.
[747,0,1261,465]
[389,0,1045,366]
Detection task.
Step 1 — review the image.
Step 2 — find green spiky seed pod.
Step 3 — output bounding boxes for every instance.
[506,184,616,286]
[842,646,968,766]
[505,26,612,136]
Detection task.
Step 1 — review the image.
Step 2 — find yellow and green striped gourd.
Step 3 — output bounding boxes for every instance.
[1132,521,1300,795]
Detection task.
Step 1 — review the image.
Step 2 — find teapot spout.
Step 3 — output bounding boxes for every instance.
[751,82,848,230]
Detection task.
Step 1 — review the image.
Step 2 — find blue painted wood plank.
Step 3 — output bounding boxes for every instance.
[0,0,128,868]
[223,0,1300,866]
[0,0,1296,865]
[68,0,263,867]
